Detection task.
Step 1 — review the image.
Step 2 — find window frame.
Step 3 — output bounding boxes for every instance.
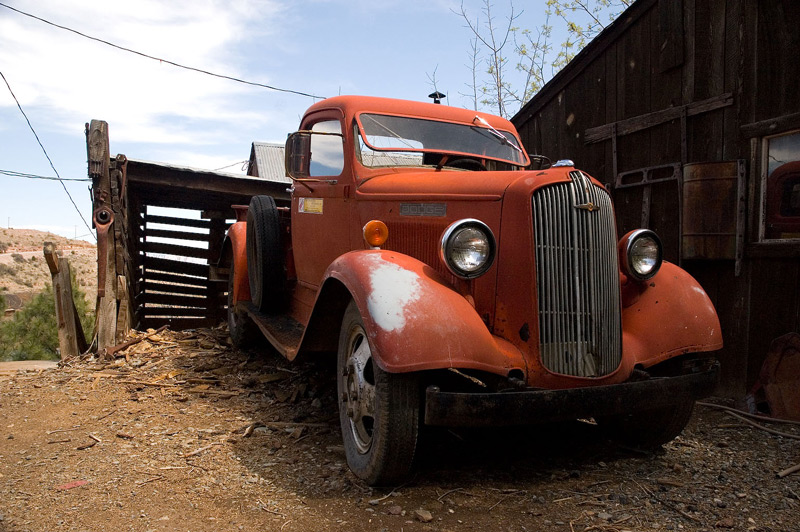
[758,128,800,242]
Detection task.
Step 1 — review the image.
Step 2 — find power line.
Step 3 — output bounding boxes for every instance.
[0,71,96,241]
[0,2,326,100]
[0,169,91,182]
[213,160,249,172]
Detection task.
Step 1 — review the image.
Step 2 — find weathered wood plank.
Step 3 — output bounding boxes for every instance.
[657,0,684,72]
[746,242,800,258]
[740,111,800,139]
[44,245,85,359]
[144,228,211,242]
[141,241,210,260]
[143,271,215,287]
[140,317,220,330]
[116,275,130,342]
[681,0,696,104]
[141,256,209,278]
[144,214,211,230]
[140,293,209,308]
[141,281,212,298]
[126,159,290,202]
[584,93,733,143]
[141,307,211,318]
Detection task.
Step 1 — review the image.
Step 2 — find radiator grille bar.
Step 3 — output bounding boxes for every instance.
[532,171,621,377]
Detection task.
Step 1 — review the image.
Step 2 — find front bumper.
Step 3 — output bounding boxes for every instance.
[424,362,719,427]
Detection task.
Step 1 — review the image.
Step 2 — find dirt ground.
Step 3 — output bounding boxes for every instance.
[1,327,798,532]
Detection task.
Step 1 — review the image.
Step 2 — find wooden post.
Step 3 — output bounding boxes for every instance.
[43,242,87,359]
[88,120,118,350]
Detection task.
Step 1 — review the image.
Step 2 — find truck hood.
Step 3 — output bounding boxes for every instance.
[355,170,524,200]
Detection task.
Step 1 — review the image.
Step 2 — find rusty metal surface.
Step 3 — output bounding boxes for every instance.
[424,362,719,427]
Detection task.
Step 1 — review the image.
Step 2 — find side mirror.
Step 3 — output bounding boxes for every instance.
[285,132,311,179]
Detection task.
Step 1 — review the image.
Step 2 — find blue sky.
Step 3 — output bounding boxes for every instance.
[0,0,594,241]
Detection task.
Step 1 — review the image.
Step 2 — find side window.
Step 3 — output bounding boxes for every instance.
[764,131,800,240]
[309,120,344,177]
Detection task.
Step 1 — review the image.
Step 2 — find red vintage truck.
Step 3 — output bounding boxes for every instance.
[221,95,722,485]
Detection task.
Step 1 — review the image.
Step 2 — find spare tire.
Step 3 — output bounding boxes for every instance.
[246,195,287,313]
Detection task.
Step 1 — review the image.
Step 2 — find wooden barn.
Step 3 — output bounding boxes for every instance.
[512,0,800,398]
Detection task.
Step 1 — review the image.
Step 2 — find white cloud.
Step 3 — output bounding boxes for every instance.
[0,0,287,145]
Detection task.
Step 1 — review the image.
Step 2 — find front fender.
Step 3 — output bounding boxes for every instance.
[324,250,526,376]
[227,221,251,305]
[622,261,722,368]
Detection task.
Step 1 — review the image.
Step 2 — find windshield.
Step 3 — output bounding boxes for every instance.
[356,113,527,168]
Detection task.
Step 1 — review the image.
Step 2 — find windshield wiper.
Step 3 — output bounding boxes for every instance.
[472,115,523,155]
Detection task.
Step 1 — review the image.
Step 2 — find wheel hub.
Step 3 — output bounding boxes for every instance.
[341,327,376,454]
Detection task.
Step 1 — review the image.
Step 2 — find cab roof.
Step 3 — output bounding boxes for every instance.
[303,95,520,134]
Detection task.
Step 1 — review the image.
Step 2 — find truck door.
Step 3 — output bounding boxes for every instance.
[291,114,352,288]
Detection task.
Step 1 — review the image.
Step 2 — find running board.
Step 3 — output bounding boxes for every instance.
[240,302,304,359]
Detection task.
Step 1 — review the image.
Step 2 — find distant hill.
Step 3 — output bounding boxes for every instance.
[0,228,97,309]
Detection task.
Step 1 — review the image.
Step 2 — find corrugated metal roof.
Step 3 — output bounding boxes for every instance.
[249,142,290,184]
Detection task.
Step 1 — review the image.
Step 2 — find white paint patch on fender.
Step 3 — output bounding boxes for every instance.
[365,256,421,332]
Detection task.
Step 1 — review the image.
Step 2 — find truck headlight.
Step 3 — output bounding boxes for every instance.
[619,229,662,281]
[440,219,496,279]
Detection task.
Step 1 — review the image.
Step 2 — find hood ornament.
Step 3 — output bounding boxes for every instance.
[575,201,600,212]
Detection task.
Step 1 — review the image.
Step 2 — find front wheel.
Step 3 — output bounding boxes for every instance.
[337,301,419,485]
[227,258,256,348]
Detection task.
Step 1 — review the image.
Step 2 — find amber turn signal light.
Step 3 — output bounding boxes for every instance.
[363,220,389,248]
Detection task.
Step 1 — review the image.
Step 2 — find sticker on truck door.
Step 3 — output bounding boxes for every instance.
[298,198,323,214]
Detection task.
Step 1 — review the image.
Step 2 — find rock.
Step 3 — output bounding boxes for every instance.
[597,512,613,521]
[387,506,402,516]
[415,509,433,523]
[715,517,735,528]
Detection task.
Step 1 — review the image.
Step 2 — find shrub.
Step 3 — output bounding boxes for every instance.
[0,242,8,253]
[11,253,25,263]
[0,270,94,361]
[0,264,16,276]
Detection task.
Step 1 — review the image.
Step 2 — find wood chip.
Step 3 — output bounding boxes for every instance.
[777,463,800,478]
[182,441,222,458]
[119,380,179,388]
[76,440,97,450]
[55,480,89,491]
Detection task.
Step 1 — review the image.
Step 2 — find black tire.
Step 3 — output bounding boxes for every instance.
[601,400,695,449]
[246,195,286,313]
[227,256,257,348]
[337,301,419,486]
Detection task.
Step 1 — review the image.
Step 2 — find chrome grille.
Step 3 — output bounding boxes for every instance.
[532,171,621,377]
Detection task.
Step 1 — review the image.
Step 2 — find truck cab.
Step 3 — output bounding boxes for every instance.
[223,95,722,485]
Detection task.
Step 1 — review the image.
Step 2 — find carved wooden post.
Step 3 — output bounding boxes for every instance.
[43,242,87,359]
[87,120,118,349]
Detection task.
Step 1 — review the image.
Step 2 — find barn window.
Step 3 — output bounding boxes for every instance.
[763,131,800,240]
